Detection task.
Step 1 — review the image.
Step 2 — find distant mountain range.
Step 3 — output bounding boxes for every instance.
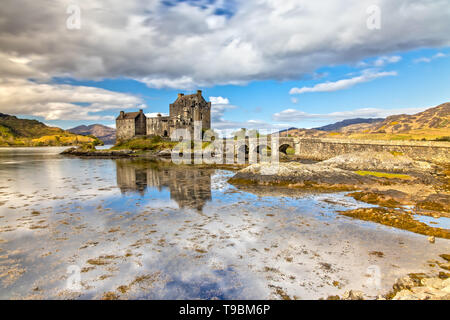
[279,103,450,141]
[314,118,384,132]
[0,113,100,147]
[68,124,116,144]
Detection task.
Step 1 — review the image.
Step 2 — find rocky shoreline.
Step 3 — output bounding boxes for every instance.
[229,152,450,300]
[230,153,450,265]
[328,254,450,300]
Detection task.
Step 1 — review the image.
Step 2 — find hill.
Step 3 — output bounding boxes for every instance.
[68,124,116,144]
[279,128,329,138]
[344,102,450,140]
[314,118,384,132]
[278,103,450,141]
[0,113,102,147]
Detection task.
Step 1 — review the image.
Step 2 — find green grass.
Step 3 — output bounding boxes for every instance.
[354,171,412,180]
[285,147,295,155]
[112,136,178,151]
[112,136,217,152]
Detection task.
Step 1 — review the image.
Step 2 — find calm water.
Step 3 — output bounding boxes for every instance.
[0,147,448,299]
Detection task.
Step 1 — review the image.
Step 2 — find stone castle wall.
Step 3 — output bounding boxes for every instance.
[116,118,136,141]
[147,116,171,137]
[294,138,450,163]
[135,113,147,136]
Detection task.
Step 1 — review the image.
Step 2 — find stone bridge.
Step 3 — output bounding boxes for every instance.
[219,137,450,164]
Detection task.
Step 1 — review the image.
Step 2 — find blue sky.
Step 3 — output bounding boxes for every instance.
[44,47,450,130]
[1,0,449,131]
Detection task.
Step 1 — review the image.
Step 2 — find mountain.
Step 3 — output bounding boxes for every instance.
[68,124,116,144]
[314,118,384,132]
[0,113,101,147]
[278,103,450,141]
[344,102,450,140]
[278,127,298,134]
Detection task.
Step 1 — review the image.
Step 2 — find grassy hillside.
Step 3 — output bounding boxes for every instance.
[345,103,450,141]
[280,103,450,141]
[0,113,102,147]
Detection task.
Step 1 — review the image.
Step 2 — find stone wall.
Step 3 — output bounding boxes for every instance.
[135,113,147,136]
[147,116,171,137]
[294,138,450,163]
[116,118,135,141]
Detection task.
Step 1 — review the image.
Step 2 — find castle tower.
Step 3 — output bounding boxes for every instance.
[169,90,211,131]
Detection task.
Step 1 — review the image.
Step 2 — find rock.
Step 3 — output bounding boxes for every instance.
[230,151,442,189]
[393,276,418,291]
[61,147,136,158]
[442,283,450,294]
[391,289,414,300]
[428,236,436,243]
[440,254,450,262]
[230,162,378,188]
[342,290,364,300]
[320,151,439,174]
[158,149,173,157]
[417,194,450,214]
[390,274,450,300]
[439,262,450,271]
[421,278,444,290]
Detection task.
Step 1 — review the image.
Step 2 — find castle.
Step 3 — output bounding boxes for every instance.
[116,90,211,141]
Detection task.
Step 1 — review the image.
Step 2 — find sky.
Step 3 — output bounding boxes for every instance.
[0,0,449,132]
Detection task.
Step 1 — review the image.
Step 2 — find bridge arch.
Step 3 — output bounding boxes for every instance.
[236,144,249,155]
[279,144,293,154]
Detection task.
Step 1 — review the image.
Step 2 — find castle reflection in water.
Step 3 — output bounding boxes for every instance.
[115,160,212,212]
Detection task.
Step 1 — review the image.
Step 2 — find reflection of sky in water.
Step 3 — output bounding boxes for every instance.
[0,147,449,300]
[414,215,450,229]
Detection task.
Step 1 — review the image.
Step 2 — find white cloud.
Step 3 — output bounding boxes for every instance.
[209,96,230,105]
[289,70,397,95]
[374,55,402,67]
[0,79,145,120]
[414,52,447,63]
[0,1,448,122]
[414,57,432,63]
[272,106,429,122]
[146,112,169,118]
[0,0,448,89]
[209,96,237,123]
[358,55,402,68]
[207,95,285,132]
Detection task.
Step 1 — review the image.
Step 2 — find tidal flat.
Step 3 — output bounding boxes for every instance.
[0,147,448,299]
